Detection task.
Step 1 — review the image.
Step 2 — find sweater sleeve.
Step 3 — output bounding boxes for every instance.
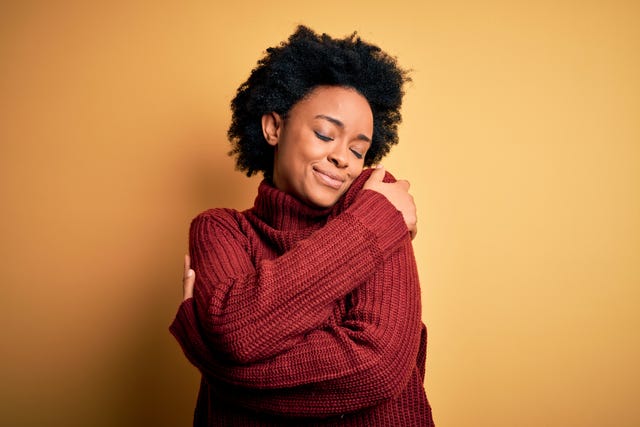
[175,189,408,365]
[170,190,423,417]
[169,237,423,417]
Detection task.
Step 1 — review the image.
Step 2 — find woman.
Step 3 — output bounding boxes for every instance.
[170,26,434,426]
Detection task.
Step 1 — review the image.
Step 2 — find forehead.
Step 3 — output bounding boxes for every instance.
[289,86,373,125]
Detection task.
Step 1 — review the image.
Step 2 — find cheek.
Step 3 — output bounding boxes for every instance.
[350,166,364,180]
[282,142,317,179]
[300,139,327,160]
[283,129,320,159]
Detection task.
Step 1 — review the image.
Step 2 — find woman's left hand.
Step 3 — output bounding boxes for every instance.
[182,254,195,301]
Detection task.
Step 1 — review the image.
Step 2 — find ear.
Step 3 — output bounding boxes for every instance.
[261,112,283,147]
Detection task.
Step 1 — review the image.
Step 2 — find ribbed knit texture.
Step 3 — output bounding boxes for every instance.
[170,169,434,426]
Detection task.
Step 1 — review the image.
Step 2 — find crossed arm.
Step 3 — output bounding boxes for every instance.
[170,167,423,417]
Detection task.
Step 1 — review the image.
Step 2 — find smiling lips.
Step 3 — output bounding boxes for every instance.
[312,167,345,190]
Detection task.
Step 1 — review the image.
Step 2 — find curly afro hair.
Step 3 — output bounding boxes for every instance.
[228,25,411,178]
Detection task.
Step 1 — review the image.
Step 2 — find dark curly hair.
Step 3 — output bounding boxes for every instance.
[228,25,411,178]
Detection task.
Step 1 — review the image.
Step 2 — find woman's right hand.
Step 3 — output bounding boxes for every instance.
[363,165,418,239]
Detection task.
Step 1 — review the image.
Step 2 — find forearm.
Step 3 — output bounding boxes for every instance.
[170,239,423,417]
[216,243,422,389]
[192,190,408,363]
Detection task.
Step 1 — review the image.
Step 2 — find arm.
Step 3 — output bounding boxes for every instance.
[170,236,423,417]
[169,168,422,416]
[184,188,408,364]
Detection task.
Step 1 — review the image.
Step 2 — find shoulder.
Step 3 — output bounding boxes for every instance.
[190,208,246,238]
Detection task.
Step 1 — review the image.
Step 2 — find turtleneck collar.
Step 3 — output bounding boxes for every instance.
[250,168,378,232]
[251,180,333,231]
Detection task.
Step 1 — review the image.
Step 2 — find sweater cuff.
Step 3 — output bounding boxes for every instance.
[344,189,409,257]
[169,298,203,354]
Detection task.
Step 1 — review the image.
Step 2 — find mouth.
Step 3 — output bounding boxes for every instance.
[312,167,345,190]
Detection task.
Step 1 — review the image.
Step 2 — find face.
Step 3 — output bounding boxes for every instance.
[262,86,373,208]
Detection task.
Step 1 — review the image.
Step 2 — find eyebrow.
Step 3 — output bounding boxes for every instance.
[314,114,371,143]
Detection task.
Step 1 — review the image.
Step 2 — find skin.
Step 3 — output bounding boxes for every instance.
[183,254,195,301]
[182,85,417,300]
[262,85,374,209]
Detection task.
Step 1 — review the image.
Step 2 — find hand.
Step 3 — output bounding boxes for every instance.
[363,166,418,239]
[182,254,195,301]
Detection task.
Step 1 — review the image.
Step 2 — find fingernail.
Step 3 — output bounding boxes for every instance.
[187,270,194,277]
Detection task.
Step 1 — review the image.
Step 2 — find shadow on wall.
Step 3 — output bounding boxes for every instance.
[104,130,262,426]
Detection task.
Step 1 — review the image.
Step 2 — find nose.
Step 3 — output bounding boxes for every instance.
[328,142,348,168]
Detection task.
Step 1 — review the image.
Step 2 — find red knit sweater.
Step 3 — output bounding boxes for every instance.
[170,169,434,426]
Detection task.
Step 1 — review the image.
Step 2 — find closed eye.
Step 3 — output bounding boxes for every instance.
[350,148,363,159]
[314,131,333,142]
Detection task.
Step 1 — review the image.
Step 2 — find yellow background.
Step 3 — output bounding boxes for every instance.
[1,1,638,426]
